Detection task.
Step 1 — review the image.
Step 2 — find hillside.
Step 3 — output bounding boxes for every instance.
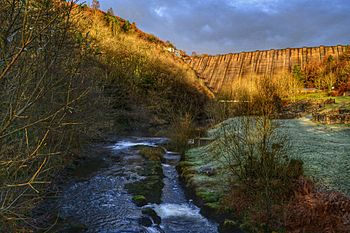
[66,4,215,135]
[0,2,212,231]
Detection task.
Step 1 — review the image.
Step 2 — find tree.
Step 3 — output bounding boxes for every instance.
[0,1,108,230]
[91,0,100,10]
[293,65,304,84]
[283,72,303,102]
[323,72,336,93]
[122,20,131,32]
[213,116,300,232]
[107,7,114,16]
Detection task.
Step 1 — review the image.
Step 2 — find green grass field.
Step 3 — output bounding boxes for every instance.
[293,92,350,112]
[184,117,350,198]
[279,117,350,195]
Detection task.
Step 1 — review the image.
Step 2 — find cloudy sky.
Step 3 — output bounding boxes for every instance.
[87,0,350,55]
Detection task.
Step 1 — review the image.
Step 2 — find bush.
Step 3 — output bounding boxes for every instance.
[210,79,305,230]
[122,20,132,32]
[168,113,196,154]
[215,116,303,231]
[147,34,159,43]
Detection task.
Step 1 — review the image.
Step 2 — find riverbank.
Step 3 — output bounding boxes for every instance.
[177,117,350,232]
[177,121,245,232]
[36,137,218,233]
[177,148,242,233]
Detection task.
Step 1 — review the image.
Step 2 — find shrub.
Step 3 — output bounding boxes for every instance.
[168,113,196,154]
[212,78,304,230]
[147,34,159,43]
[216,116,303,231]
[139,147,165,161]
[122,20,132,32]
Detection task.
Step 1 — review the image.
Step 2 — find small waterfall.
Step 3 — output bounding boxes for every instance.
[153,203,202,219]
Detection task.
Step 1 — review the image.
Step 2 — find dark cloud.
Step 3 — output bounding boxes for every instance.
[94,0,350,54]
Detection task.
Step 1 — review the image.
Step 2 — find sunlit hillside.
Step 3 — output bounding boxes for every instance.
[1,1,350,233]
[0,1,212,231]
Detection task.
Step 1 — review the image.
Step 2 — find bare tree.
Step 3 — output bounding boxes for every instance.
[91,0,100,10]
[107,7,114,16]
[0,1,106,231]
[211,82,302,231]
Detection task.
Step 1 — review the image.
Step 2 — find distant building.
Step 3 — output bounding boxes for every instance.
[164,47,187,59]
[165,47,175,53]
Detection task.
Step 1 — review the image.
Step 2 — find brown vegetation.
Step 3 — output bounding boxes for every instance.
[0,1,211,231]
[73,6,212,132]
[285,177,350,233]
[0,1,104,231]
[302,49,350,94]
[168,113,197,154]
[212,77,350,232]
[206,73,295,125]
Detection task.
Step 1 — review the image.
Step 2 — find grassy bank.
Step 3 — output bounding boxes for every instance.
[177,144,243,233]
[279,117,350,194]
[293,92,350,112]
[178,117,350,232]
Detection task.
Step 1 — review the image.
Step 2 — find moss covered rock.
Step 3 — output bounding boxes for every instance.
[132,195,147,207]
[125,160,164,204]
[219,219,239,233]
[139,147,165,161]
[196,190,220,203]
[201,202,220,220]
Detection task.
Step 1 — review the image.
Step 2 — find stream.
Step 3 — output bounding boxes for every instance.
[58,137,218,233]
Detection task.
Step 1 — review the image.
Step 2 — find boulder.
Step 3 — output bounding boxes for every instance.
[142,207,161,225]
[132,195,147,207]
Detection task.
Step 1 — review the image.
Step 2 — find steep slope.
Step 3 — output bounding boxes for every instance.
[73,5,214,100]
[72,6,214,129]
[189,45,349,92]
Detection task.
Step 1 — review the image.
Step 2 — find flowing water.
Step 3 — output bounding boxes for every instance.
[58,137,218,233]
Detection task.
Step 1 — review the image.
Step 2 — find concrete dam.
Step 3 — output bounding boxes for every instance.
[189,45,349,92]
